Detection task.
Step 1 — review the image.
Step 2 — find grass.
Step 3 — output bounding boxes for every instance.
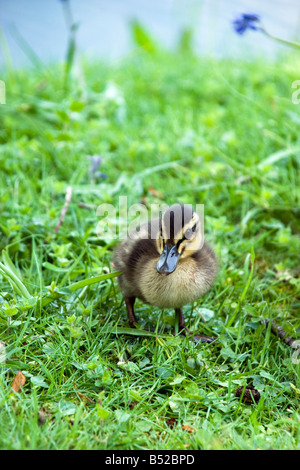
[0,31,300,450]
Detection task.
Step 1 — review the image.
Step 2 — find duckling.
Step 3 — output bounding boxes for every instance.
[113,203,218,342]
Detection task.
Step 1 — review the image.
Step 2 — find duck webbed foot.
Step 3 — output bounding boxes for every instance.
[176,308,216,344]
[124,299,215,344]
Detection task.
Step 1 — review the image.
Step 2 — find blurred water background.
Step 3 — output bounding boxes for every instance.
[1,0,300,68]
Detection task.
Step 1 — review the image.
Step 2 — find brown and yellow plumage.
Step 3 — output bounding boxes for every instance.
[113,204,218,342]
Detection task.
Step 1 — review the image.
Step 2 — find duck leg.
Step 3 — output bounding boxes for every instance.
[176,308,215,344]
[124,296,137,328]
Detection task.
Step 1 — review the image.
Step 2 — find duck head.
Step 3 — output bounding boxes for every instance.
[156,204,203,275]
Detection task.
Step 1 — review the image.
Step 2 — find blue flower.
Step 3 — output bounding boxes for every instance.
[87,155,107,180]
[233,13,260,35]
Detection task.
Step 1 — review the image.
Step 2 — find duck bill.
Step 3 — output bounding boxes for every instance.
[157,245,180,275]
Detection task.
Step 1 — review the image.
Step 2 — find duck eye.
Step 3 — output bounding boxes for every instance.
[184,223,197,240]
[184,228,192,239]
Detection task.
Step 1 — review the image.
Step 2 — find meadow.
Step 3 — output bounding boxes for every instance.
[0,27,300,449]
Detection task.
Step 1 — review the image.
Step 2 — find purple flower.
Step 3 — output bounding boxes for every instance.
[233,13,260,35]
[87,155,107,180]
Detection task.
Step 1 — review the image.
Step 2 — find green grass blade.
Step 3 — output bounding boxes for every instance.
[0,252,31,299]
[68,271,122,292]
[226,247,255,328]
[105,326,171,339]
